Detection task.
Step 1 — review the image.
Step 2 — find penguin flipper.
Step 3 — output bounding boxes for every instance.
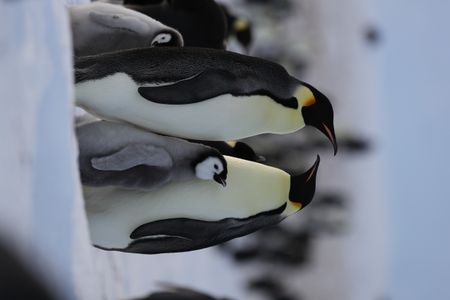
[91,144,173,171]
[138,69,240,104]
[89,10,149,35]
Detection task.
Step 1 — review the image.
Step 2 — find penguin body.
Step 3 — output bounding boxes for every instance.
[84,155,319,253]
[77,121,227,191]
[124,0,227,49]
[69,2,183,56]
[75,47,337,152]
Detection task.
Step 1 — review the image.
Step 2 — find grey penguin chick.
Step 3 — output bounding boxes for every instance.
[76,121,227,190]
[69,2,183,56]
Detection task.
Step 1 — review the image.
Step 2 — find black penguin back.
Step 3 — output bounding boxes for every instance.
[75,47,300,105]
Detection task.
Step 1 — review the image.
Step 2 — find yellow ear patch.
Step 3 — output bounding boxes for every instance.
[226,140,237,147]
[295,86,316,107]
[290,201,302,210]
[233,19,250,32]
[303,96,316,107]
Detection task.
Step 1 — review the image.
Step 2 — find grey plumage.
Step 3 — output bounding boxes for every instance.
[69,2,183,57]
[76,121,227,190]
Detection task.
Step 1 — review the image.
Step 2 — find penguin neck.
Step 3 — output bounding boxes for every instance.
[173,162,197,181]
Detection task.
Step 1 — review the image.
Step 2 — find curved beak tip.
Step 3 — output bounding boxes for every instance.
[311,155,320,175]
[322,123,338,156]
[214,174,227,187]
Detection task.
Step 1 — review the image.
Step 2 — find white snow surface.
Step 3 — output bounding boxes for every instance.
[0,0,99,299]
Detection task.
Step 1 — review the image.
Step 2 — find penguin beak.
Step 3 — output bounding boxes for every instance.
[317,122,338,156]
[298,84,338,155]
[289,155,320,209]
[214,173,227,187]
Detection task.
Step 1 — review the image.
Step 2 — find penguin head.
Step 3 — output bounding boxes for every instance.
[288,155,320,211]
[193,151,228,186]
[151,30,183,47]
[295,84,338,155]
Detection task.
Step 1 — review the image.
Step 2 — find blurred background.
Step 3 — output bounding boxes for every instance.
[0,0,449,299]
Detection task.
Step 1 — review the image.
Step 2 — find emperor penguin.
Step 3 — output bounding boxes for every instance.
[75,47,338,154]
[77,121,228,190]
[69,2,183,57]
[83,155,320,254]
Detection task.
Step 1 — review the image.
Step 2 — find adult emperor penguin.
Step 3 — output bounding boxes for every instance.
[77,121,228,190]
[84,155,320,254]
[69,2,183,56]
[75,47,338,154]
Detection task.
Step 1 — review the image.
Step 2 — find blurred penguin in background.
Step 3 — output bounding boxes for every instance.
[124,0,227,49]
[70,2,183,56]
[220,4,253,52]
[0,240,55,300]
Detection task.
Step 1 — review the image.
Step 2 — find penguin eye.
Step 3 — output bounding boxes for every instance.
[214,164,218,170]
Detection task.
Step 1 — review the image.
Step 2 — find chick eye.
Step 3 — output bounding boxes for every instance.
[214,164,218,170]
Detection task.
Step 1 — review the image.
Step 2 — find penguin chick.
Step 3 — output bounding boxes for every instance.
[75,47,338,154]
[83,155,320,254]
[69,2,183,57]
[77,121,227,190]
[124,0,227,49]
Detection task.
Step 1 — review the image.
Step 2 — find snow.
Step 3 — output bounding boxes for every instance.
[0,0,99,299]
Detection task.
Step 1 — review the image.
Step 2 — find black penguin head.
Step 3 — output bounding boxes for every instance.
[193,150,228,187]
[298,83,338,155]
[289,155,320,210]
